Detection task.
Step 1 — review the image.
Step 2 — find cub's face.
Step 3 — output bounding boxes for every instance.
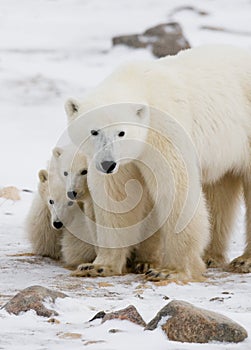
[51,146,89,201]
[38,169,79,230]
[67,103,150,174]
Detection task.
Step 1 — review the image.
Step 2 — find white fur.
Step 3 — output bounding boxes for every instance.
[66,45,251,275]
[25,169,62,260]
[26,148,96,267]
[50,144,89,200]
[50,144,97,265]
[67,45,251,279]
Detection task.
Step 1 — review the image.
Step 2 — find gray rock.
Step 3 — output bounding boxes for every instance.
[112,22,190,58]
[2,285,67,317]
[145,300,248,343]
[102,305,146,327]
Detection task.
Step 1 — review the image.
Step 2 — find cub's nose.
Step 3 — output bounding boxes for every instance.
[101,161,117,174]
[67,191,77,200]
[53,221,63,230]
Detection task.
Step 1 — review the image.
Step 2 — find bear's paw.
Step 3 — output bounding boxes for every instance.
[131,262,154,274]
[203,254,227,268]
[227,254,251,273]
[144,268,200,283]
[70,263,117,277]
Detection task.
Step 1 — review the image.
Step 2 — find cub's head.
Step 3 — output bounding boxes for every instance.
[66,101,150,174]
[50,145,89,201]
[38,169,80,230]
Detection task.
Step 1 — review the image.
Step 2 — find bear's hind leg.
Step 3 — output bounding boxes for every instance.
[228,175,251,273]
[203,174,241,268]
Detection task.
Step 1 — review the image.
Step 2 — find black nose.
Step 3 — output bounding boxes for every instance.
[67,191,77,200]
[101,161,117,174]
[53,221,63,230]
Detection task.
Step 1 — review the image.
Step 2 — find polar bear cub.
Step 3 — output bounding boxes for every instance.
[39,170,96,267]
[38,169,96,267]
[26,144,96,267]
[25,169,62,260]
[51,144,89,201]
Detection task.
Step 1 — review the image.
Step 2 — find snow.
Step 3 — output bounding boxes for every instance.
[0,0,251,349]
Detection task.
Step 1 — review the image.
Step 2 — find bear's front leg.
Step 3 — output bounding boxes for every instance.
[143,193,209,283]
[71,247,130,277]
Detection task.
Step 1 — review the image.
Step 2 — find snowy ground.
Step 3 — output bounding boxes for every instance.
[1,0,251,349]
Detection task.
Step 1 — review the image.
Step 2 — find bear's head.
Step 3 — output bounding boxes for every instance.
[38,169,80,230]
[66,101,150,174]
[50,145,89,201]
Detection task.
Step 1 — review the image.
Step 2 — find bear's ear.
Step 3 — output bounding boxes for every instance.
[38,169,48,183]
[135,104,150,120]
[65,98,80,121]
[52,147,63,159]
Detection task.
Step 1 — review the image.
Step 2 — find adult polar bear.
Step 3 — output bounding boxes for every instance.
[66,45,251,279]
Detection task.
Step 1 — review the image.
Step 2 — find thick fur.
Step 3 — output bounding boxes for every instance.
[51,144,89,201]
[69,109,210,281]
[26,148,96,267]
[71,159,157,277]
[66,45,251,275]
[50,145,97,267]
[25,189,62,260]
[203,174,242,267]
[25,171,62,260]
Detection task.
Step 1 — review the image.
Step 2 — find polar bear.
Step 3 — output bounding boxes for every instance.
[38,169,96,267]
[65,45,251,278]
[26,169,63,260]
[51,144,89,201]
[49,146,97,267]
[66,103,210,282]
[26,151,96,266]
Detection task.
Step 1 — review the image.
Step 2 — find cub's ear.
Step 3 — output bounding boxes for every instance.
[38,169,48,183]
[65,98,80,122]
[52,147,63,159]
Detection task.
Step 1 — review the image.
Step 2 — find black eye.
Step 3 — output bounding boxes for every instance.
[68,201,74,206]
[91,130,99,136]
[64,171,68,176]
[118,131,125,137]
[49,199,54,205]
[81,169,88,175]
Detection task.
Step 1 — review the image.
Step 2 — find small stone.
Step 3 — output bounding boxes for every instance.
[102,305,146,327]
[57,332,82,339]
[89,311,106,322]
[145,300,248,343]
[112,22,190,58]
[209,297,225,302]
[98,282,114,288]
[108,328,124,333]
[84,340,106,346]
[2,285,67,317]
[48,318,60,324]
